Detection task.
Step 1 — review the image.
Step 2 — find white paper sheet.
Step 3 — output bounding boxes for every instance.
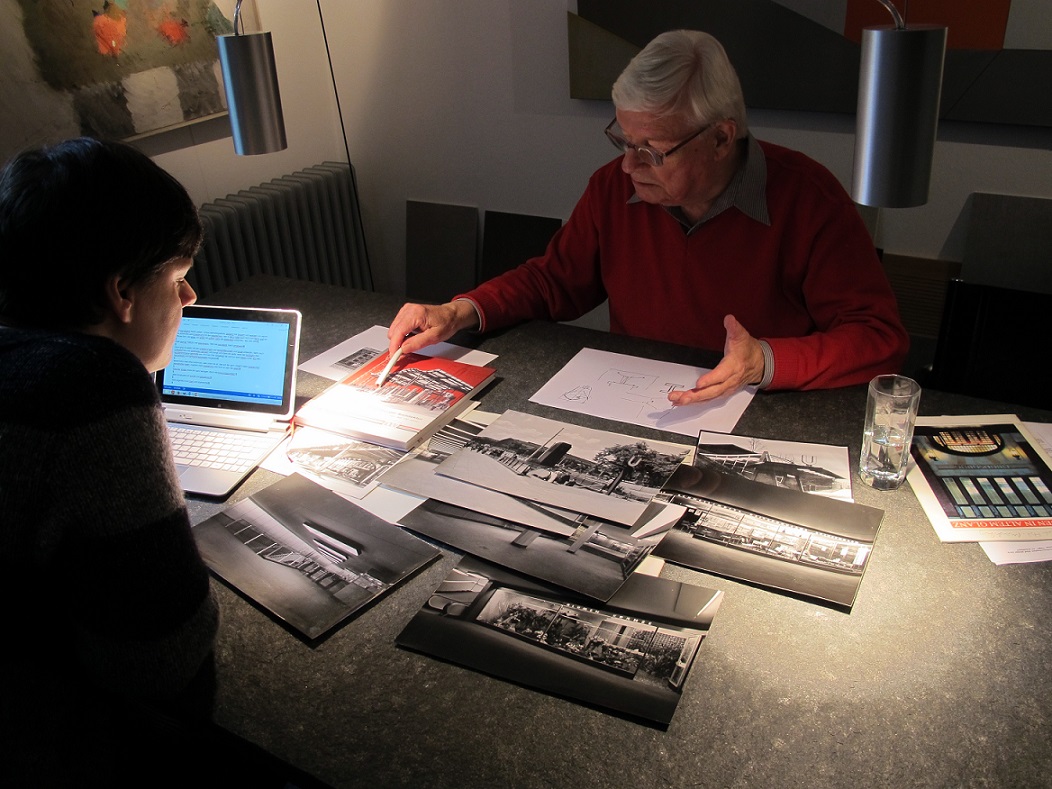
[980,540,1052,565]
[979,420,1052,563]
[298,325,497,380]
[529,348,754,436]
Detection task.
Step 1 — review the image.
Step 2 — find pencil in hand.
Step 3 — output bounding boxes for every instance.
[376,347,404,387]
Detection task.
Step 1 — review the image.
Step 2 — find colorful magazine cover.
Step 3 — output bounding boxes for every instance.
[907,415,1052,542]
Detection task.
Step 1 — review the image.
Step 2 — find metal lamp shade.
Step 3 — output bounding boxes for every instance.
[218,32,288,155]
[852,25,946,208]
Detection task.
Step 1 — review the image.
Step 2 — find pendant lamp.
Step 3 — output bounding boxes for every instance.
[851,0,946,207]
[217,0,287,155]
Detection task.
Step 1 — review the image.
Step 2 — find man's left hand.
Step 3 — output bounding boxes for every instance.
[668,314,764,406]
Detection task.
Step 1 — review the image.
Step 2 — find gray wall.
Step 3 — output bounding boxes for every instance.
[5,0,1050,298]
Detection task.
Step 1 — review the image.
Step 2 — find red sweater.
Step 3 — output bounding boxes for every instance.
[459,141,909,391]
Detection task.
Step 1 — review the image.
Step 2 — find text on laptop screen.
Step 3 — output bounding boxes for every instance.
[157,305,301,417]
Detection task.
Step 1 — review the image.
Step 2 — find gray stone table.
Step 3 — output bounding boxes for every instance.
[189,276,1052,789]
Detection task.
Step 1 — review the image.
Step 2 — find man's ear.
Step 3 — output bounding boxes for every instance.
[103,274,135,324]
[712,119,739,157]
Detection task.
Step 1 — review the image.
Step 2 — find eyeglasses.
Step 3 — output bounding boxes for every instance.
[604,119,712,167]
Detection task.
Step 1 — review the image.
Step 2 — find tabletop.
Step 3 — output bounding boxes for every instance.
[191,276,1052,789]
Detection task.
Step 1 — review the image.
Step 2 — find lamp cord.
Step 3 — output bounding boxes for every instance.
[874,0,905,29]
[317,0,374,289]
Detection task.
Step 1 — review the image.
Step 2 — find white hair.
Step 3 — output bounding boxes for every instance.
[612,30,749,137]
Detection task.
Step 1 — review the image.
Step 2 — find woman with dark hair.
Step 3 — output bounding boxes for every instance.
[0,138,219,784]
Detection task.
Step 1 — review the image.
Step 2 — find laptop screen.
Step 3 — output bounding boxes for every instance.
[156,305,301,419]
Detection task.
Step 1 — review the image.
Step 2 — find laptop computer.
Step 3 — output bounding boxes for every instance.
[156,304,302,497]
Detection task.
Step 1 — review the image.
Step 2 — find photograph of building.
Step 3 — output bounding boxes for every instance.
[436,410,690,526]
[397,556,722,725]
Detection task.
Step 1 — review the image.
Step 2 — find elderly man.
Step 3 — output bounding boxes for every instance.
[387,29,909,405]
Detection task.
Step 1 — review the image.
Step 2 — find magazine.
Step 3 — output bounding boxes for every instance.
[293,349,495,451]
[907,415,1052,542]
[192,473,441,640]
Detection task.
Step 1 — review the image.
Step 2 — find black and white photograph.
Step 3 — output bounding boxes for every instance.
[399,498,655,601]
[389,416,675,599]
[381,417,592,538]
[695,430,852,501]
[654,459,885,609]
[333,346,382,375]
[192,473,441,640]
[434,410,690,526]
[396,556,723,726]
[284,424,407,498]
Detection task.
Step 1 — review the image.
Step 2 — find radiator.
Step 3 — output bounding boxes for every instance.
[190,161,372,299]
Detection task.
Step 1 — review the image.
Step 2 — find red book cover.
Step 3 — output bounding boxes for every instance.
[295,351,496,450]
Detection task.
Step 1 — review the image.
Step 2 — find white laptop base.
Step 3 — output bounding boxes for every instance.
[167,422,287,497]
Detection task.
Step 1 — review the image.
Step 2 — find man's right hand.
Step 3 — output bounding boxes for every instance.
[387,300,480,357]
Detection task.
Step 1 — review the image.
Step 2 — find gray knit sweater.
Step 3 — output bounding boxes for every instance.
[0,327,220,782]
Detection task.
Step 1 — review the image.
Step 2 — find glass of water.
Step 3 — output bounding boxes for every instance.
[859,374,922,490]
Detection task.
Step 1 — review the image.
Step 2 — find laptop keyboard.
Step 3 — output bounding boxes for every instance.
[167,425,279,473]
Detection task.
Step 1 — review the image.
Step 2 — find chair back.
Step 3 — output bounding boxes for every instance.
[928,278,1050,409]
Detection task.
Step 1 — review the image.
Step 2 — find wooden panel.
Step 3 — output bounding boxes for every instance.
[405,200,478,303]
[881,254,961,339]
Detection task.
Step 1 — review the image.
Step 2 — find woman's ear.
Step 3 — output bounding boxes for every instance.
[103,274,135,324]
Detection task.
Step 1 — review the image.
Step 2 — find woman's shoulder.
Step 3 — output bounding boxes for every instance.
[0,329,157,427]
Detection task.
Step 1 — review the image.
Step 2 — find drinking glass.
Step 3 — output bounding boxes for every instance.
[859,374,921,490]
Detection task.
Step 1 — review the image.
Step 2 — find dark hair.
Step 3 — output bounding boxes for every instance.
[0,137,202,328]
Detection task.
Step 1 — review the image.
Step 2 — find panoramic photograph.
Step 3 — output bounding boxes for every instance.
[654,460,885,609]
[397,556,723,726]
[399,498,655,601]
[435,410,690,526]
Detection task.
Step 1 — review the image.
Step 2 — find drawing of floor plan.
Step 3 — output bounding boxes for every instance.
[530,348,754,436]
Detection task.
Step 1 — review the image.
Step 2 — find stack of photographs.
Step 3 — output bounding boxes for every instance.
[384,410,730,723]
[387,410,690,601]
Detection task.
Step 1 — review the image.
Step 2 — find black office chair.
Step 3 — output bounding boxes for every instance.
[925,278,1051,409]
[479,210,562,284]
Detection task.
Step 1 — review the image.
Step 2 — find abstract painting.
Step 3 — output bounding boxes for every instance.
[8,0,234,142]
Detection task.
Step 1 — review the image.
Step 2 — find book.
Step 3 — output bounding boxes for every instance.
[396,555,723,726]
[293,349,496,451]
[192,473,441,640]
[907,415,1052,542]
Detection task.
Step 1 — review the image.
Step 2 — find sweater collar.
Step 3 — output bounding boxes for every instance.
[629,133,771,231]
